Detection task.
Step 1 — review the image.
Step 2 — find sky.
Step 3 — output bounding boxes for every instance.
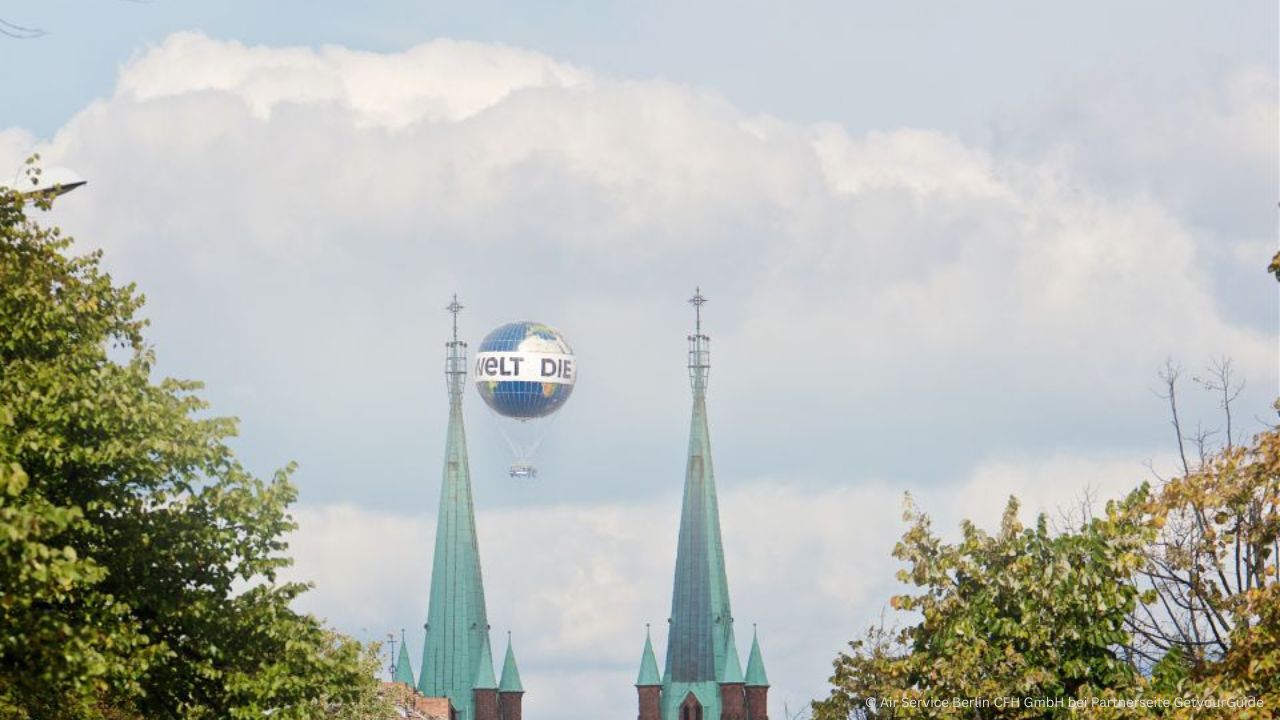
[2,3,1277,718]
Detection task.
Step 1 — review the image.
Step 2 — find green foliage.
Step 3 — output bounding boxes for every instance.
[813,410,1279,719]
[814,491,1154,719]
[0,168,389,717]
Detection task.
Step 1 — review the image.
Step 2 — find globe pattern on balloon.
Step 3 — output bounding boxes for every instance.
[474,321,575,419]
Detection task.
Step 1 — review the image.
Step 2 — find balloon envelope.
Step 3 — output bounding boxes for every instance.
[474,321,575,419]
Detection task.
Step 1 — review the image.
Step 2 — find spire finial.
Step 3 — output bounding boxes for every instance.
[446,293,464,343]
[689,286,707,337]
[444,294,467,398]
[687,287,710,392]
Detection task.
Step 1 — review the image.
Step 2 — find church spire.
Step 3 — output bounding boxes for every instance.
[499,633,524,693]
[745,627,769,687]
[637,625,662,686]
[661,288,735,718]
[744,627,770,720]
[419,295,494,720]
[394,629,416,687]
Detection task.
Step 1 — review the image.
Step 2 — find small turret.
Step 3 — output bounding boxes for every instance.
[499,633,524,720]
[636,626,662,720]
[719,625,746,720]
[473,637,499,720]
[745,627,769,720]
[394,630,416,687]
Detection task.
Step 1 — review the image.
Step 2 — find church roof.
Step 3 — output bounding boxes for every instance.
[636,626,662,686]
[499,635,524,692]
[745,628,769,687]
[419,301,493,720]
[394,636,416,687]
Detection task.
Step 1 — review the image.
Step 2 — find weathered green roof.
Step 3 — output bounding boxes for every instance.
[499,635,524,693]
[473,635,498,690]
[745,628,769,687]
[665,352,733,684]
[394,636,416,687]
[419,332,493,720]
[661,316,733,720]
[719,625,744,684]
[636,626,662,686]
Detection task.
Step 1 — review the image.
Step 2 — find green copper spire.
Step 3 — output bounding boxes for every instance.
[745,627,769,688]
[394,631,417,687]
[637,626,662,687]
[663,288,734,719]
[719,625,744,685]
[419,296,494,720]
[499,633,524,693]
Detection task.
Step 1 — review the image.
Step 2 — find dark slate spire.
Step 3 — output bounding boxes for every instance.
[637,625,662,687]
[419,296,494,719]
[745,627,769,687]
[499,633,524,693]
[663,288,735,718]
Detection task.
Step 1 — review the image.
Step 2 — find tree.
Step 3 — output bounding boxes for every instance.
[812,491,1154,719]
[1123,272,1280,717]
[0,167,390,718]
[1131,381,1279,718]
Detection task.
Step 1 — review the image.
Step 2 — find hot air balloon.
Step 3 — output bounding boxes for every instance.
[473,321,576,478]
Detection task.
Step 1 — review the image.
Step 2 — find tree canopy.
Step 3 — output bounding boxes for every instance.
[815,425,1278,719]
[0,166,389,718]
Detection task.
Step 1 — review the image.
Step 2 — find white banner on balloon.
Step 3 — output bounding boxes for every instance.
[473,351,576,385]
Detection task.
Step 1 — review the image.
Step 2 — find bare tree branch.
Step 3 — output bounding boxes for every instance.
[0,17,46,39]
[1158,361,1192,475]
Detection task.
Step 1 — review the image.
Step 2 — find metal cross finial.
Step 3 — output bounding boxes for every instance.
[689,287,707,335]
[387,632,398,677]
[445,294,464,342]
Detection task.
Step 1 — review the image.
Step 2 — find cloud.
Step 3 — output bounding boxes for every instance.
[8,32,1268,513]
[115,33,591,128]
[987,63,1279,331]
